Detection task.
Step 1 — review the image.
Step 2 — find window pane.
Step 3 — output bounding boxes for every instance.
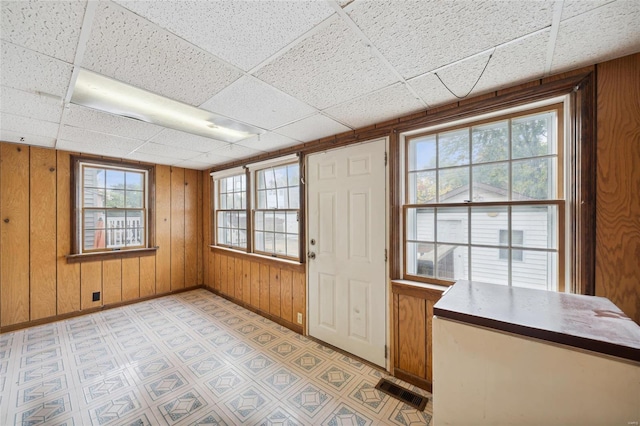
[275,233,286,255]
[512,205,557,249]
[265,169,276,189]
[436,207,468,244]
[472,120,508,163]
[84,167,105,188]
[231,211,239,228]
[512,112,555,159]
[409,135,436,171]
[265,212,275,232]
[106,189,125,208]
[439,167,469,202]
[125,190,143,208]
[289,187,300,209]
[255,211,264,231]
[238,211,247,232]
[409,170,436,204]
[436,244,468,280]
[106,170,125,189]
[257,170,266,190]
[287,235,298,258]
[257,190,266,209]
[125,172,143,190]
[275,167,287,187]
[512,251,557,291]
[286,211,298,234]
[84,188,105,208]
[277,188,288,208]
[439,129,469,167]
[275,212,285,233]
[255,231,265,252]
[407,242,435,278]
[220,193,227,209]
[471,247,508,285]
[288,165,299,186]
[105,210,126,248]
[472,163,508,201]
[470,206,508,246]
[406,208,434,242]
[264,232,274,252]
[126,227,144,247]
[126,210,143,227]
[233,175,243,191]
[512,157,554,200]
[266,189,277,209]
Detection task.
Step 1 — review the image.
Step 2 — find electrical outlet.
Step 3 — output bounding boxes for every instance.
[92,292,100,302]
[297,312,303,324]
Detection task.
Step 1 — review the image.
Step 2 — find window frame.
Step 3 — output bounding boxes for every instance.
[402,103,566,290]
[70,156,156,260]
[214,173,248,250]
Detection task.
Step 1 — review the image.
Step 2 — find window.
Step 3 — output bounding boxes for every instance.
[216,174,247,249]
[212,157,301,261]
[76,159,151,254]
[404,104,563,291]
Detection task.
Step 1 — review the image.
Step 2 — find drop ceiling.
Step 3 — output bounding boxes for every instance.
[1,0,639,170]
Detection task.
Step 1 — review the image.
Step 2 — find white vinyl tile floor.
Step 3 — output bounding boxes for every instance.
[0,289,433,425]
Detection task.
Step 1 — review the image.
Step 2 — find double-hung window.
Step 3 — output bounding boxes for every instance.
[212,157,301,261]
[77,159,150,253]
[404,104,564,291]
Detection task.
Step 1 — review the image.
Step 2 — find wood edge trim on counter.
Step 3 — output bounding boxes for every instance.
[209,245,305,273]
[394,368,433,393]
[66,247,158,263]
[204,286,303,334]
[432,309,640,364]
[0,285,203,334]
[391,281,445,300]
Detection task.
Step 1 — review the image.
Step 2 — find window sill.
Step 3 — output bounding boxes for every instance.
[391,279,449,300]
[209,245,305,273]
[66,247,158,264]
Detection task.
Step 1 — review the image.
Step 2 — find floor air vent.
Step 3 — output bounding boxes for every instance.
[375,378,428,411]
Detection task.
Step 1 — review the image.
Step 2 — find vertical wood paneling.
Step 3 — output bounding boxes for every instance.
[155,165,171,293]
[280,269,292,323]
[227,256,235,298]
[269,266,281,317]
[203,175,211,287]
[81,261,102,310]
[397,294,426,377]
[122,257,140,301]
[220,255,228,295]
[102,259,122,305]
[171,167,185,290]
[185,169,198,286]
[56,151,80,315]
[139,255,155,298]
[0,144,30,326]
[197,171,204,285]
[235,257,243,300]
[212,252,219,291]
[251,261,260,309]
[292,271,305,327]
[242,259,251,304]
[260,264,270,312]
[596,53,640,323]
[29,147,57,320]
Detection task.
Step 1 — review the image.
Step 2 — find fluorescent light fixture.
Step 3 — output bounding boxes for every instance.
[70,69,264,143]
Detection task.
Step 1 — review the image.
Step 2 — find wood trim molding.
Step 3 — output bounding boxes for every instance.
[65,247,158,264]
[209,245,305,273]
[391,281,445,301]
[394,367,432,393]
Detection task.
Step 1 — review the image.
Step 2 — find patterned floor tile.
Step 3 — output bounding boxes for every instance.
[15,394,73,425]
[269,341,301,360]
[133,356,174,381]
[241,353,276,376]
[386,403,432,426]
[118,335,150,351]
[347,379,389,414]
[194,324,221,337]
[126,345,160,363]
[261,367,301,394]
[255,405,303,426]
[23,336,60,354]
[75,346,112,366]
[316,366,355,392]
[20,359,65,385]
[176,344,208,362]
[89,391,144,425]
[187,407,233,426]
[78,359,119,383]
[187,354,225,379]
[83,371,131,404]
[223,386,272,423]
[205,369,248,398]
[321,403,373,426]
[163,334,194,350]
[157,388,208,425]
[207,333,238,349]
[144,371,187,401]
[17,374,69,406]
[287,383,334,420]
[291,352,325,374]
[72,337,105,353]
[252,332,279,347]
[20,347,62,367]
[223,342,255,360]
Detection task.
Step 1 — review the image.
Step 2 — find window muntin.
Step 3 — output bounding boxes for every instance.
[404,105,563,291]
[254,164,300,260]
[80,163,147,253]
[216,174,247,249]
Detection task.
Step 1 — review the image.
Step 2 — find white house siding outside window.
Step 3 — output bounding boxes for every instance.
[404,104,564,291]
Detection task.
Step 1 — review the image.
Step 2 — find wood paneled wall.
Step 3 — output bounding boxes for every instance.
[0,143,203,330]
[596,53,640,324]
[206,248,306,333]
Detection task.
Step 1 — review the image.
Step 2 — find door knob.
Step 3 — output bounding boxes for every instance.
[308,251,316,260]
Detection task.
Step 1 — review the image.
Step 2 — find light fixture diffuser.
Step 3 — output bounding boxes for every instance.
[71,69,264,143]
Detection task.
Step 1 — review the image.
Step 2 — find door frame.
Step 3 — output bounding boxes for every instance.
[304,137,390,371]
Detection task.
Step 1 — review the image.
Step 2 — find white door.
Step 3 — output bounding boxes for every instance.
[307,138,387,367]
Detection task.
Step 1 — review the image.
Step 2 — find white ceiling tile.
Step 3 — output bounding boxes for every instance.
[336,0,355,8]
[409,63,485,108]
[125,151,179,166]
[1,41,73,97]
[188,152,236,167]
[274,114,351,143]
[81,2,243,105]
[200,76,317,130]
[0,86,63,122]
[172,159,214,171]
[133,142,200,161]
[56,138,132,158]
[255,17,399,109]
[208,144,266,160]
[150,129,228,153]
[347,0,555,79]
[62,104,164,141]
[115,0,334,71]
[1,113,59,138]
[235,132,300,152]
[1,0,86,63]
[324,84,424,129]
[1,129,55,148]
[551,0,640,73]
[58,125,146,153]
[561,0,615,20]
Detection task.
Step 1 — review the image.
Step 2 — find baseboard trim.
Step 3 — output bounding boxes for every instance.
[393,368,433,393]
